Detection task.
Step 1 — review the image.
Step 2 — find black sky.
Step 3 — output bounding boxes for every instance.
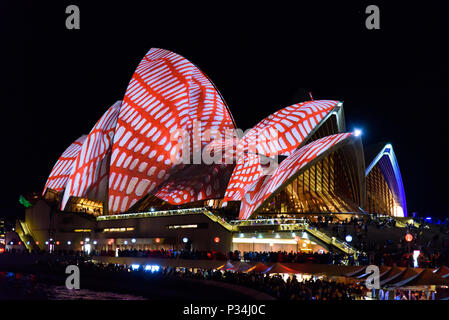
[2,1,449,219]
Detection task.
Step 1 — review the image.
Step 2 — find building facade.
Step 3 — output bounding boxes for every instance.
[17,48,407,254]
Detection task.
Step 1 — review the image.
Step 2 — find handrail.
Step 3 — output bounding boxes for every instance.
[230,218,308,226]
[96,207,206,221]
[305,225,358,255]
[16,220,35,251]
[96,207,236,232]
[202,210,235,232]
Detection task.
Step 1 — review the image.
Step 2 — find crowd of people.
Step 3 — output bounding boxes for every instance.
[4,245,448,269]
[229,250,353,265]
[111,248,228,260]
[62,260,367,300]
[393,289,435,300]
[100,248,357,265]
[208,270,366,300]
[4,214,449,269]
[310,215,449,268]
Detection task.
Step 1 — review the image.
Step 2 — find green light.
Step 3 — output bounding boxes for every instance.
[19,195,32,208]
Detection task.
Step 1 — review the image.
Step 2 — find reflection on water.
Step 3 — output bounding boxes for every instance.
[0,271,147,300]
[38,284,147,300]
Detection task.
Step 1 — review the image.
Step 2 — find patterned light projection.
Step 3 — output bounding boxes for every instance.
[238,100,339,157]
[42,48,406,220]
[257,140,362,216]
[239,133,352,219]
[43,135,87,195]
[108,48,235,213]
[153,138,238,204]
[223,153,264,202]
[61,101,122,210]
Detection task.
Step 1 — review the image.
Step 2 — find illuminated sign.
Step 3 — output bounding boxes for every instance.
[167,224,198,230]
[103,227,135,232]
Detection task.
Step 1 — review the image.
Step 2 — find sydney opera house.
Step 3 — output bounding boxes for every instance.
[17,48,408,255]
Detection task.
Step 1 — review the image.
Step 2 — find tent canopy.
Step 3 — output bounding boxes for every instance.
[262,263,297,274]
[217,261,235,271]
[246,262,268,273]
[397,269,449,287]
[232,262,252,272]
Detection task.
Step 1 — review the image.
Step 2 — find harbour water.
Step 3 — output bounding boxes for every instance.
[0,271,147,300]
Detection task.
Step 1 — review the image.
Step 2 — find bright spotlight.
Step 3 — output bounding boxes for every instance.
[345,235,353,243]
[182,237,189,243]
[354,129,362,137]
[144,265,160,272]
[413,250,420,268]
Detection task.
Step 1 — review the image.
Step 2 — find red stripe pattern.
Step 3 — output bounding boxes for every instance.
[61,101,122,210]
[108,48,235,213]
[42,135,87,195]
[238,100,338,157]
[153,138,238,204]
[153,164,235,205]
[239,133,352,219]
[223,153,264,202]
[223,100,338,203]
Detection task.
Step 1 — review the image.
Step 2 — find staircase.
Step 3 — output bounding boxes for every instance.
[202,209,236,232]
[305,225,359,255]
[15,220,39,251]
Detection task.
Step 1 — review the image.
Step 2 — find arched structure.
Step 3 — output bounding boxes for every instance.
[152,138,239,205]
[61,101,122,214]
[224,100,344,203]
[365,144,407,217]
[42,135,87,195]
[237,100,341,157]
[40,48,407,223]
[107,48,236,214]
[239,132,365,219]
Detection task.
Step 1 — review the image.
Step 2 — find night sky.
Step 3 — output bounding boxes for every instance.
[2,1,448,219]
